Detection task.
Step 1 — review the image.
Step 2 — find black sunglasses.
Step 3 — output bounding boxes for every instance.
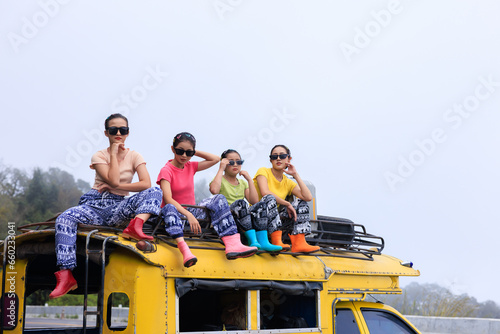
[269,154,289,160]
[106,126,129,135]
[228,160,244,166]
[174,147,196,157]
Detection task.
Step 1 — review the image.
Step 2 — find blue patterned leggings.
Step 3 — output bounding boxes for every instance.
[230,194,282,234]
[55,187,162,270]
[161,194,238,238]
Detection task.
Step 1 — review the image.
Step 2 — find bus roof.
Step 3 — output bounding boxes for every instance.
[12,229,419,283]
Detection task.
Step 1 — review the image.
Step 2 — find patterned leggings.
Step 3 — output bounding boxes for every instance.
[279,197,312,235]
[161,194,238,239]
[55,187,162,270]
[230,194,282,234]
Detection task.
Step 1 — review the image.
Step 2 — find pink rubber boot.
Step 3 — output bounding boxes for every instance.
[221,233,258,260]
[178,240,197,267]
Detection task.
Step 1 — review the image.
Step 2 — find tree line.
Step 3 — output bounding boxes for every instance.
[0,162,212,239]
[0,163,90,239]
[376,282,500,319]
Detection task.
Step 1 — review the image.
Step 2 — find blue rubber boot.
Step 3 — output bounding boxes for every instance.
[256,230,282,252]
[244,229,261,249]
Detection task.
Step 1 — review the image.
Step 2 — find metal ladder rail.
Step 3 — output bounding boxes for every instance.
[82,230,117,334]
[1,237,8,334]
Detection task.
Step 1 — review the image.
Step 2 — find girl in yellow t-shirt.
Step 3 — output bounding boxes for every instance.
[253,145,320,254]
[210,149,282,252]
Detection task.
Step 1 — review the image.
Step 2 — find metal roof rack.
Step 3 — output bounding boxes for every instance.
[13,207,384,261]
[307,215,384,260]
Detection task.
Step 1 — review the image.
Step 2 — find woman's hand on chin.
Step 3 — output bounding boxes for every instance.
[283,163,297,176]
[110,142,125,155]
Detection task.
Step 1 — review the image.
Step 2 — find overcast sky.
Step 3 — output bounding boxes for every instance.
[1,1,499,304]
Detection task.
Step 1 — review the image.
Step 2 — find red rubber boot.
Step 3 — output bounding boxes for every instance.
[49,269,78,299]
[122,217,154,241]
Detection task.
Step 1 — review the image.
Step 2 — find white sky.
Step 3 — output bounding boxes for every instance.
[1,1,500,304]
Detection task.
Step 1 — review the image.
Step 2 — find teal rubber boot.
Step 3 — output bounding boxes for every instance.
[256,230,282,252]
[244,229,261,249]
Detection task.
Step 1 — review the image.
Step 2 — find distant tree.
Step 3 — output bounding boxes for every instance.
[25,288,99,306]
[25,290,51,306]
[475,300,500,318]
[108,292,130,307]
[0,164,90,239]
[17,167,90,224]
[0,164,29,237]
[45,167,87,213]
[0,164,28,197]
[47,293,98,307]
[77,178,92,193]
[376,282,500,318]
[194,178,212,203]
[20,168,56,223]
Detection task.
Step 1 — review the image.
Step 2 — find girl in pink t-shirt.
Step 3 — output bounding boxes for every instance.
[51,113,162,299]
[157,132,257,266]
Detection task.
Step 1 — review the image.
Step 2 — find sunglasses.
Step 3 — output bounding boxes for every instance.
[228,160,244,166]
[269,154,289,160]
[174,147,196,157]
[106,126,129,135]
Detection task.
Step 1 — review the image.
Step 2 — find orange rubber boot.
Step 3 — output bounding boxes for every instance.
[49,269,78,299]
[289,233,320,254]
[270,231,291,251]
[122,217,154,241]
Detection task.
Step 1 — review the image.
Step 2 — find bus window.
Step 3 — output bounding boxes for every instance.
[24,252,101,330]
[334,309,361,334]
[179,289,247,332]
[106,292,129,331]
[260,290,317,330]
[361,309,418,334]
